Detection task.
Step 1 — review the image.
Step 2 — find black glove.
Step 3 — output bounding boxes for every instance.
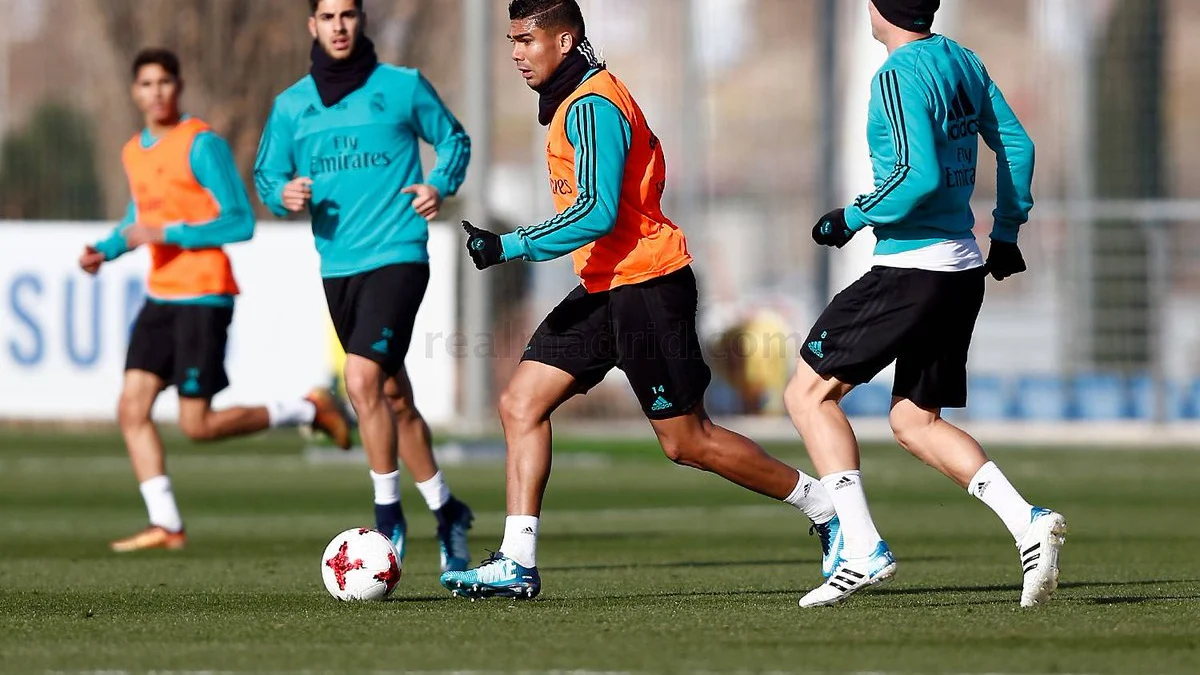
[985,240,1027,281]
[462,220,505,270]
[811,208,854,248]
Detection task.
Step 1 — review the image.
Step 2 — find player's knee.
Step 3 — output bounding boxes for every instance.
[498,387,540,431]
[344,366,384,411]
[889,405,935,450]
[388,393,421,424]
[658,436,694,466]
[117,394,150,431]
[784,371,823,416]
[785,368,849,419]
[655,424,710,468]
[659,437,709,469]
[178,416,217,443]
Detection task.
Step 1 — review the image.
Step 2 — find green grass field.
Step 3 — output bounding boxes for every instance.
[1,429,1199,674]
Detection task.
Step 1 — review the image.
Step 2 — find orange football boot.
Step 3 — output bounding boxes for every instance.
[110,526,187,552]
[307,387,353,450]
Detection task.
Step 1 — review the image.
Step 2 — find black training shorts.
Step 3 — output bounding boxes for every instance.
[323,263,430,377]
[523,266,712,420]
[800,266,986,410]
[125,301,233,399]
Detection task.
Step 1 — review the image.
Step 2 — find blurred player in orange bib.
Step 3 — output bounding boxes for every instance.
[442,0,842,600]
[78,49,349,553]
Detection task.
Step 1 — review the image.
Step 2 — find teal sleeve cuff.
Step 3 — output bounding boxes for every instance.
[500,232,526,262]
[991,221,1020,244]
[94,236,127,262]
[844,207,870,232]
[163,225,185,246]
[425,177,451,201]
[265,191,289,218]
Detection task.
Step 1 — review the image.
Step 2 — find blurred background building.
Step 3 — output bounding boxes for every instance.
[1,0,1198,428]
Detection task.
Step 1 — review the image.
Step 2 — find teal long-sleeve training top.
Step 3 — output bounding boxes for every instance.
[254,65,471,278]
[844,35,1035,254]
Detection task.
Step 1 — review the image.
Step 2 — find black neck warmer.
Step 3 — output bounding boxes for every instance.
[310,35,379,107]
[535,38,603,126]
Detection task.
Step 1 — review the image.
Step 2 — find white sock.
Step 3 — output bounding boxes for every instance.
[139,475,183,533]
[414,471,451,511]
[784,469,836,524]
[370,470,401,506]
[821,470,883,559]
[267,399,316,428]
[499,515,539,568]
[968,461,1035,542]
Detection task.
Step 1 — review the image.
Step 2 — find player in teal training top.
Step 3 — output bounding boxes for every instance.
[253,0,474,574]
[786,0,1066,608]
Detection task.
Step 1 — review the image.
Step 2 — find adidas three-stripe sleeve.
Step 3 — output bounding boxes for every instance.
[411,74,471,199]
[253,101,297,219]
[844,69,941,232]
[500,98,631,263]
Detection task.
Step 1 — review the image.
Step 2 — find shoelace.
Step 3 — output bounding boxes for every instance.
[809,523,833,554]
[477,550,506,568]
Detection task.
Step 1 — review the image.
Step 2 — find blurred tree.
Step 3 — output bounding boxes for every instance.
[78,0,451,217]
[0,102,104,220]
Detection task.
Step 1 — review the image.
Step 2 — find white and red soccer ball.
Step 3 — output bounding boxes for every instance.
[320,528,402,601]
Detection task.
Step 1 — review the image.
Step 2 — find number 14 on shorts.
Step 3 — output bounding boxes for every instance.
[649,385,673,413]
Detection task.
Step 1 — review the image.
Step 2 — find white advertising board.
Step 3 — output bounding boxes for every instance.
[0,222,457,424]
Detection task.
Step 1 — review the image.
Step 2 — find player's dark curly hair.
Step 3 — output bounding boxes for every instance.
[508,0,586,41]
[131,48,180,82]
[309,0,364,14]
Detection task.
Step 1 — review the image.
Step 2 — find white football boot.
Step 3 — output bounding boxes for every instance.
[1018,507,1067,607]
[799,540,897,608]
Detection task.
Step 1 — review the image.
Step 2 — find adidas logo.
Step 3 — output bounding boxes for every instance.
[302,104,320,119]
[650,396,673,412]
[975,480,990,496]
[520,527,535,536]
[948,83,979,140]
[807,340,825,359]
[181,367,202,395]
[372,328,395,355]
[833,476,855,490]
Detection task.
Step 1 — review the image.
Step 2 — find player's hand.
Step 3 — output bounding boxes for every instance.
[402,184,443,220]
[985,240,1027,281]
[282,177,314,212]
[811,208,854,248]
[123,225,165,250]
[79,246,105,275]
[462,220,505,270]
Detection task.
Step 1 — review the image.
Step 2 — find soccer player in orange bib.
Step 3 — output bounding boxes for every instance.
[443,0,841,600]
[78,49,349,552]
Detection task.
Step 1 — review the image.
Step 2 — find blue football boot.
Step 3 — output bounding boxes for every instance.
[435,497,474,573]
[375,502,407,563]
[440,552,540,600]
[810,515,845,578]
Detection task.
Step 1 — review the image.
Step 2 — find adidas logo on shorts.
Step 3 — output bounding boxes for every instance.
[807,340,825,359]
[650,396,673,413]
